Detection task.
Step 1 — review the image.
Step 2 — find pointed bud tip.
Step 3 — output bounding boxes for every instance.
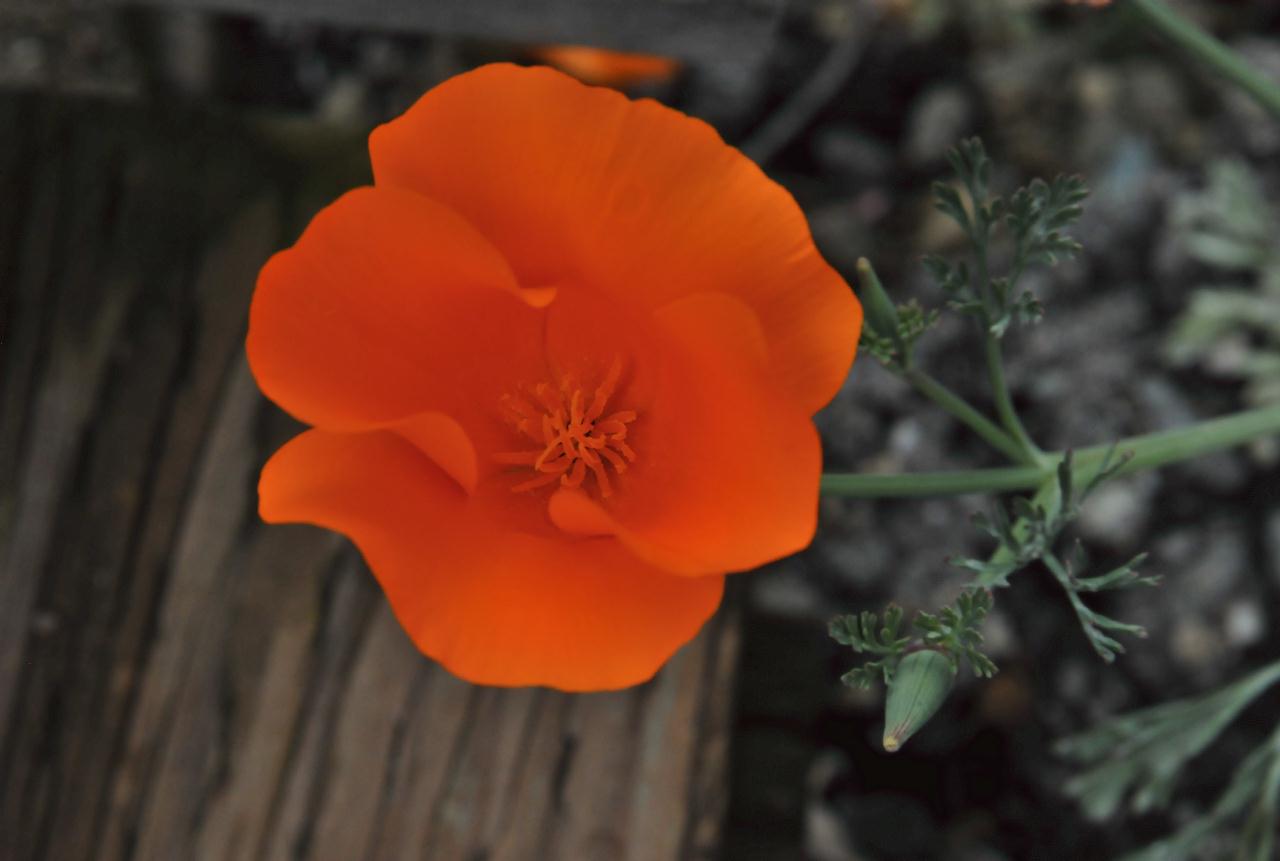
[882,649,956,754]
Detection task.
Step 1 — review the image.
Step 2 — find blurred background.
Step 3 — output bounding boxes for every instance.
[2,1,1279,859]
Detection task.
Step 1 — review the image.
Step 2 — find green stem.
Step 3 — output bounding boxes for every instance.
[967,210,1043,465]
[1075,402,1280,477]
[821,403,1280,498]
[984,336,1047,466]
[821,465,1043,497]
[1127,0,1280,123]
[1042,551,1095,621]
[903,367,1030,464]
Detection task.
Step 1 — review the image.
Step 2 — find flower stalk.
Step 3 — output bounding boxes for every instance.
[983,335,1047,466]
[855,256,1036,465]
[969,216,1046,466]
[902,367,1030,464]
[822,403,1280,498]
[1125,0,1280,123]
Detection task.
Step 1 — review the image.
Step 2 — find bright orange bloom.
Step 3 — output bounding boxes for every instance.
[248,64,862,691]
[533,45,680,87]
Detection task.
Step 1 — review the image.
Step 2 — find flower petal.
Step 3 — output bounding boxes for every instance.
[547,291,821,575]
[369,62,861,415]
[260,428,724,690]
[247,185,547,438]
[534,45,680,87]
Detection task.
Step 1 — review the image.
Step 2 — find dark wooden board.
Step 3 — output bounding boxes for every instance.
[0,95,740,861]
[96,0,785,82]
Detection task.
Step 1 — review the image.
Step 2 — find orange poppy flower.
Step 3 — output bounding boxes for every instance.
[248,63,862,691]
[533,45,680,88]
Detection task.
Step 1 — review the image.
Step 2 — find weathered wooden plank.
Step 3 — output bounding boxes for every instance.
[102,359,270,861]
[99,0,783,66]
[363,654,482,861]
[0,95,741,861]
[0,118,133,757]
[251,550,385,861]
[39,194,285,861]
[191,528,339,861]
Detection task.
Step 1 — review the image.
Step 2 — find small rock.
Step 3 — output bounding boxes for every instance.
[804,750,860,861]
[814,384,882,469]
[1251,435,1279,467]
[805,802,862,861]
[1053,659,1131,719]
[1137,378,1250,493]
[359,37,407,81]
[1055,659,1092,703]
[845,792,941,859]
[1223,600,1265,648]
[820,529,893,591]
[1122,61,1197,156]
[887,417,925,459]
[979,671,1032,725]
[1156,521,1248,608]
[905,84,974,168]
[1074,64,1120,118]
[1203,332,1253,376]
[1170,616,1219,672]
[980,608,1018,660]
[813,125,895,183]
[318,74,369,124]
[1078,473,1159,550]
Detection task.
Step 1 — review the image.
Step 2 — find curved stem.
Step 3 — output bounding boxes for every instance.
[822,403,1280,498]
[903,367,1031,464]
[1127,0,1280,123]
[984,336,1047,466]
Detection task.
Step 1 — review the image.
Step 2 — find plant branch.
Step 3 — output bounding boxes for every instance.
[821,464,1044,497]
[902,367,1031,464]
[1080,402,1280,477]
[984,335,1048,465]
[821,403,1280,498]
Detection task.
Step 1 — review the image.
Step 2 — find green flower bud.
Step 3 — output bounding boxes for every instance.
[883,649,957,752]
[856,258,904,350]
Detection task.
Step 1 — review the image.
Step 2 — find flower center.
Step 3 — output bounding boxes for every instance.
[495,359,637,497]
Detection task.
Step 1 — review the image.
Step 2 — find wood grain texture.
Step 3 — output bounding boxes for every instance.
[90,0,784,66]
[0,95,740,861]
